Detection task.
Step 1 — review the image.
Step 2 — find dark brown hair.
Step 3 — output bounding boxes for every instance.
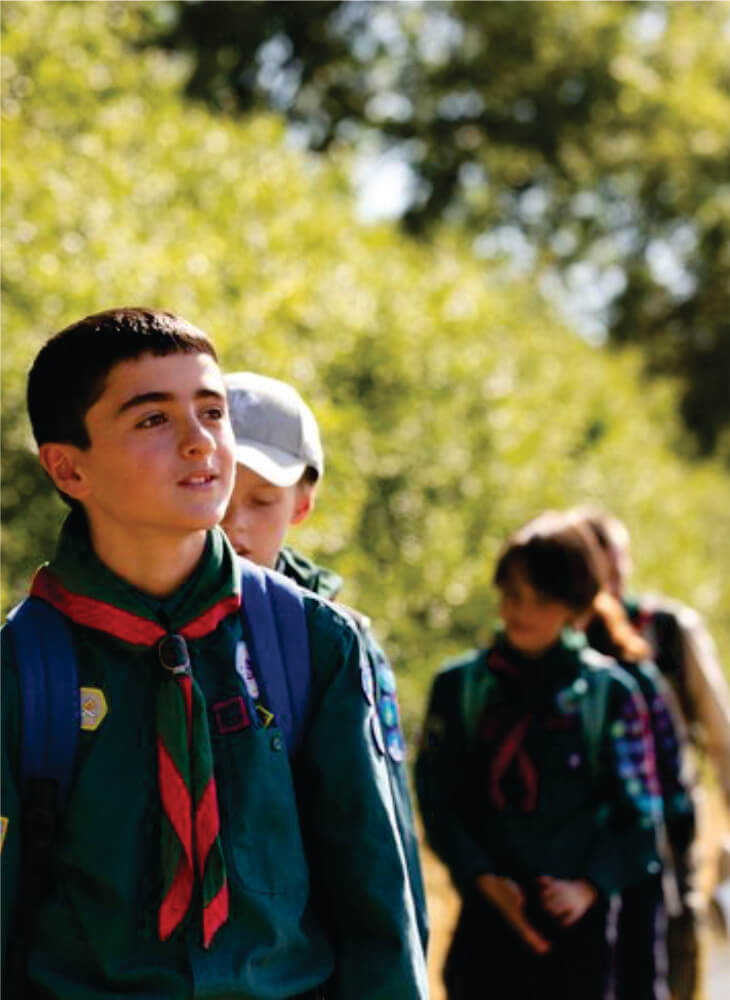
[28,307,217,450]
[494,510,607,613]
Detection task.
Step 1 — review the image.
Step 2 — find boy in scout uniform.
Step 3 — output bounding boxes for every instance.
[1,308,428,1000]
[220,371,428,953]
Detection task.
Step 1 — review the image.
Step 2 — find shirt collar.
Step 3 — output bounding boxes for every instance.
[30,510,240,645]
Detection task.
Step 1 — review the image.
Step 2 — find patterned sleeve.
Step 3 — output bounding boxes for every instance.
[635,660,695,851]
[583,666,662,896]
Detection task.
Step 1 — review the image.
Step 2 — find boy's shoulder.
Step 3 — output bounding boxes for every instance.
[577,643,642,701]
[300,586,359,631]
[299,585,362,664]
[427,648,488,710]
[276,546,343,601]
[437,647,486,680]
[243,557,359,658]
[628,592,706,647]
[277,546,374,639]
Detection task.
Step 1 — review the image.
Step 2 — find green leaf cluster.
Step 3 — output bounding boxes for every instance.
[150,0,730,457]
[2,2,728,733]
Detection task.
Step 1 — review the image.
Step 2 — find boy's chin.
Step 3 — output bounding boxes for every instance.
[175,511,228,535]
[186,498,232,530]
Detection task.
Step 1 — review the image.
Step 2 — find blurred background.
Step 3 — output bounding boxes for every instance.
[2,1,729,991]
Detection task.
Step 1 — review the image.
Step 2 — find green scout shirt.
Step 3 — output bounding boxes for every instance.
[275,547,429,953]
[1,513,427,1000]
[415,631,661,900]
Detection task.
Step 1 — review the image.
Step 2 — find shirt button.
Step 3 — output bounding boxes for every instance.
[271,734,283,752]
[647,859,661,875]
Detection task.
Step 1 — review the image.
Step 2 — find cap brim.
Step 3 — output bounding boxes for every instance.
[233,442,306,487]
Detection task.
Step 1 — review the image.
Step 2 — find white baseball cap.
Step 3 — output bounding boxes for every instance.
[225,372,324,487]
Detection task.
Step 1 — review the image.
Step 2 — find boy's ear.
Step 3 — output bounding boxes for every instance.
[39,443,90,501]
[290,483,316,526]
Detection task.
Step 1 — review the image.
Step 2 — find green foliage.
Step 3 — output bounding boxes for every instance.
[149,0,730,457]
[2,1,729,736]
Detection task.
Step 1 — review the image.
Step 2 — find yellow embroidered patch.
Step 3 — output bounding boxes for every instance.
[80,687,108,731]
[0,816,8,852]
[255,704,274,729]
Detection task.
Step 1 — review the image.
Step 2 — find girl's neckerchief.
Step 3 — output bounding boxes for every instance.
[479,632,583,813]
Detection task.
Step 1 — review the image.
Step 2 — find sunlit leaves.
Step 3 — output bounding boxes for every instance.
[2,3,728,732]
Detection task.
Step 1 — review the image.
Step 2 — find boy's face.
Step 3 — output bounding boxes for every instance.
[42,352,235,543]
[498,571,574,657]
[221,463,312,569]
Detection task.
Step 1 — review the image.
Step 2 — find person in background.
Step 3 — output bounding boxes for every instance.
[416,510,661,999]
[578,508,730,1000]
[220,371,428,955]
[574,530,694,1000]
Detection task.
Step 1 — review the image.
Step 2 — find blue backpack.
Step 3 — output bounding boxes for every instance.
[7,558,311,815]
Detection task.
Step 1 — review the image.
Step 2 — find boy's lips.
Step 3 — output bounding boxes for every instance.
[178,471,219,487]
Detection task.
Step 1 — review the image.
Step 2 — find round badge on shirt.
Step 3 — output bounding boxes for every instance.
[386,728,405,764]
[235,641,260,699]
[376,662,397,696]
[378,694,399,729]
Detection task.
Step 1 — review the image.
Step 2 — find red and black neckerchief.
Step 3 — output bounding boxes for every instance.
[478,649,540,814]
[31,566,236,948]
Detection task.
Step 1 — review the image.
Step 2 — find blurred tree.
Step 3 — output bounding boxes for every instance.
[147,0,730,457]
[2,1,729,725]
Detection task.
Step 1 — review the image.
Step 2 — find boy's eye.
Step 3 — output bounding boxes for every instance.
[135,412,167,429]
[202,405,225,421]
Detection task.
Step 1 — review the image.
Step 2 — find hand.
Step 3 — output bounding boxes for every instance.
[538,876,597,926]
[475,873,551,954]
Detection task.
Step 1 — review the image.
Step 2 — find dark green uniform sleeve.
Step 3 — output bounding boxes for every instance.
[360,626,429,954]
[1,627,22,971]
[583,670,662,897]
[415,665,493,890]
[298,600,428,1000]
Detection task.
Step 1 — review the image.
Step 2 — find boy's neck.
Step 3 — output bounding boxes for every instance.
[86,516,209,598]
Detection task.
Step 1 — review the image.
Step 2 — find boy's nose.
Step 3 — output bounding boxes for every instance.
[180,419,216,457]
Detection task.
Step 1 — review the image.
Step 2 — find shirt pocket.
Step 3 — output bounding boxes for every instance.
[216,725,310,895]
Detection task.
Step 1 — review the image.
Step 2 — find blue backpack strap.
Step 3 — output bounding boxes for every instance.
[6,597,80,810]
[239,559,310,755]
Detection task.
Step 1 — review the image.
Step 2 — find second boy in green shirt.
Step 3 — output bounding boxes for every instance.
[221,371,429,954]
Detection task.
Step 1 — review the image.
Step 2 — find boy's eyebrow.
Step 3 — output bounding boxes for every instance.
[116,388,225,416]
